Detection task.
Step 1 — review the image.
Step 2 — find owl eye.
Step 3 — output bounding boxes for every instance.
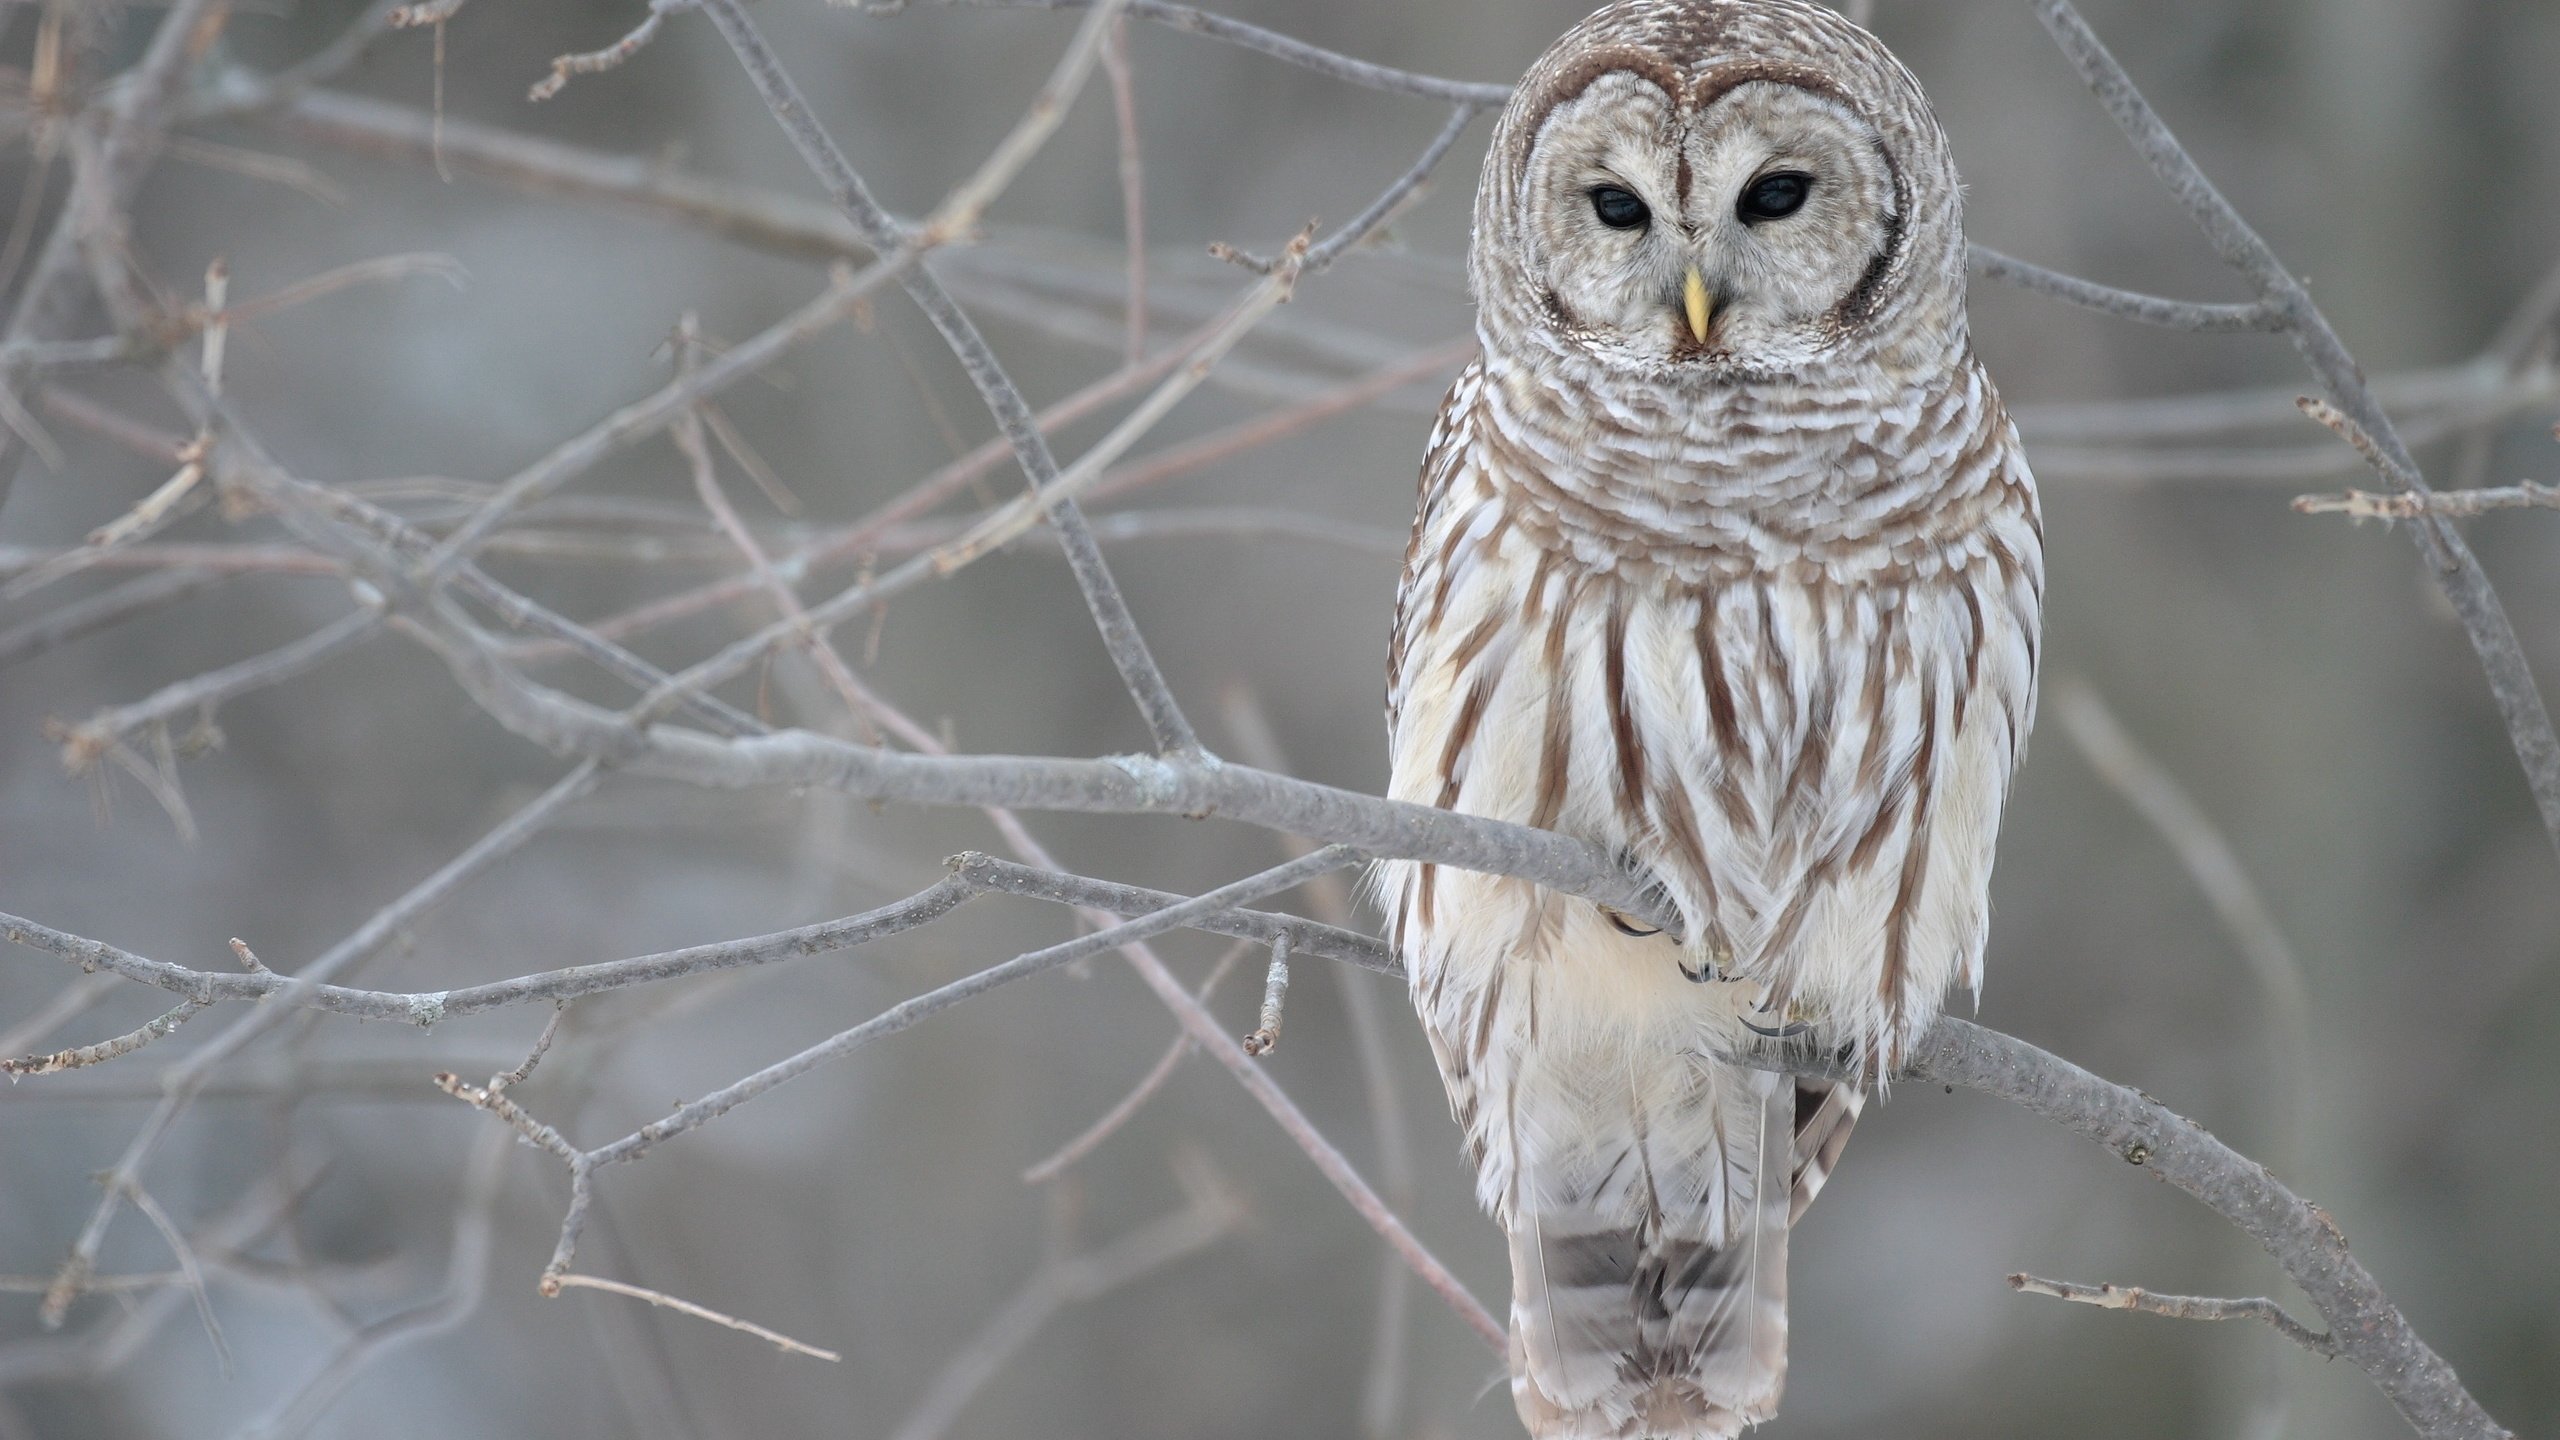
[1738,171,1814,223]
[1587,186,1651,230]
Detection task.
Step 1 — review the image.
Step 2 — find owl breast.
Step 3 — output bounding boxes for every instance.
[1384,357,2042,1077]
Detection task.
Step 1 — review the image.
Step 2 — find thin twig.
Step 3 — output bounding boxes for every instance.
[1969,243,2278,332]
[2009,1274,2339,1359]
[417,261,905,576]
[120,1181,232,1377]
[1239,932,1289,1056]
[546,1274,841,1362]
[1216,103,1481,275]
[1101,14,1145,361]
[0,878,978,1026]
[2293,480,2560,521]
[2,998,210,1076]
[939,0,1511,105]
[914,0,1132,247]
[0,973,125,1058]
[50,609,383,774]
[529,1,674,102]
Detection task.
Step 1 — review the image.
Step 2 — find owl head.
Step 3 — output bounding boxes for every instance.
[1473,0,1969,384]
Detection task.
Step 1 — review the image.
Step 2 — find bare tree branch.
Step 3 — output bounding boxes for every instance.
[0,5,2537,1437]
[2035,0,2560,865]
[1894,1021,2507,1440]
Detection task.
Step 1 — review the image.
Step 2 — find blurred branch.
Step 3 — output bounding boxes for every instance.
[2054,682,2309,1182]
[937,0,1512,106]
[414,260,905,577]
[48,607,381,775]
[887,1162,1241,1440]
[1101,13,1145,361]
[269,88,872,261]
[0,567,222,668]
[0,0,229,513]
[528,0,679,103]
[0,1161,330,1388]
[1017,942,1249,1184]
[1214,103,1484,275]
[503,337,1461,667]
[2055,680,2314,1436]
[228,1125,511,1440]
[1968,243,2278,333]
[913,0,1133,249]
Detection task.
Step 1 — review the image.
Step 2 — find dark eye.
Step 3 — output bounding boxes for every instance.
[1738,171,1813,223]
[1587,185,1651,230]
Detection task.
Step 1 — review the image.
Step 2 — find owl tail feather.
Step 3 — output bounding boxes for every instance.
[1505,1074,1864,1440]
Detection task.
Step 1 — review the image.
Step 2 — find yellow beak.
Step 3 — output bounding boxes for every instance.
[1682,268,1714,344]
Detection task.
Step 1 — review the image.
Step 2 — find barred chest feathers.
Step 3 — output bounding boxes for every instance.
[1383,353,2043,1089]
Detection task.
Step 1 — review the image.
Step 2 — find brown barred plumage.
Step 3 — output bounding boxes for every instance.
[1381,4,2042,1436]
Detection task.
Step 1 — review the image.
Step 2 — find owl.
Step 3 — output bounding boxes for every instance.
[1380,2,2043,1436]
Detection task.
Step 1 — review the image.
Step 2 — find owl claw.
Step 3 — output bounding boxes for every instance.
[1677,958,1717,984]
[1602,908,1663,939]
[1741,1017,1813,1039]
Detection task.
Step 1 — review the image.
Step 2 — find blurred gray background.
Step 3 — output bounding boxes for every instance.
[3,0,2557,1437]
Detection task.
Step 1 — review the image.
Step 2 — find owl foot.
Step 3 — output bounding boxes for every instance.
[1740,993,1813,1039]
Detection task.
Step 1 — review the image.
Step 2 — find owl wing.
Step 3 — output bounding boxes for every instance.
[1386,354,1485,737]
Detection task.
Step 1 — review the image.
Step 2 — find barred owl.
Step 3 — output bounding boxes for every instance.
[1380,2,2043,1435]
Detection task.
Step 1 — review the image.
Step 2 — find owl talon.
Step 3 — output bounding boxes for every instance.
[1603,907,1663,939]
[1740,1017,1813,1039]
[1677,958,1718,984]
